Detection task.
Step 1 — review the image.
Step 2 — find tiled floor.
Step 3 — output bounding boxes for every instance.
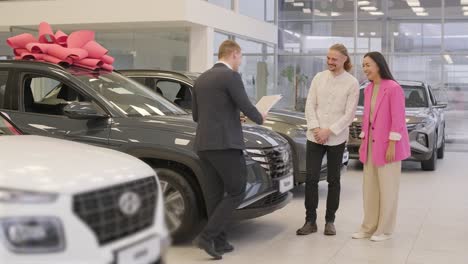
[167,151,468,264]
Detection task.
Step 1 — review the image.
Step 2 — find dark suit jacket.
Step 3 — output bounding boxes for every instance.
[192,63,263,151]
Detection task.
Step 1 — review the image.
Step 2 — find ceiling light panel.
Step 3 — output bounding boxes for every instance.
[358,1,370,5]
[407,0,420,7]
[360,6,378,11]
[412,7,425,12]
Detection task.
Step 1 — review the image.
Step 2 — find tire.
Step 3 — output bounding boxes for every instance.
[437,133,445,159]
[154,168,202,243]
[421,146,437,171]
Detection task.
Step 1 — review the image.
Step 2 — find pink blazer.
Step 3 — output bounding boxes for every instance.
[359,79,411,166]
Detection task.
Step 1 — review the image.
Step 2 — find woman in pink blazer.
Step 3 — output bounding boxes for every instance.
[352,52,410,242]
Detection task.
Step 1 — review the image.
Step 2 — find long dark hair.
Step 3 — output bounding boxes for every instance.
[364,52,395,81]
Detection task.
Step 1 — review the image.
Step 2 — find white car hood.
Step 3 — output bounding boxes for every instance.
[0,136,155,194]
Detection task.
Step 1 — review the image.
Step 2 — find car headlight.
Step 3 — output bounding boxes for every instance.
[407,118,435,130]
[0,217,65,253]
[0,188,57,203]
[416,133,428,147]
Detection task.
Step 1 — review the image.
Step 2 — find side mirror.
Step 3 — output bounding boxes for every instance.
[434,103,447,109]
[63,102,107,120]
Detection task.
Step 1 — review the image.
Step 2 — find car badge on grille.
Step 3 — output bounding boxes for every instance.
[118,192,142,216]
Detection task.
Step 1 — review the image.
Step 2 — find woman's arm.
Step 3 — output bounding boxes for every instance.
[389,83,406,141]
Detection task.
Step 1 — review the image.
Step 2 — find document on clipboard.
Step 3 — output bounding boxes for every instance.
[255,95,282,114]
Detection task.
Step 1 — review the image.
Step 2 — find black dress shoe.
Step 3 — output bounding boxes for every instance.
[193,236,223,260]
[296,221,318,235]
[215,239,234,253]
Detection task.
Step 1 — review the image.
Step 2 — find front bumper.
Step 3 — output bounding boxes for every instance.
[347,131,434,162]
[233,192,293,220]
[1,182,169,264]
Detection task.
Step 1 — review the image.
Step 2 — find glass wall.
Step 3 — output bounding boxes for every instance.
[5,27,190,71]
[95,29,190,71]
[214,32,275,102]
[239,0,276,23]
[279,0,468,143]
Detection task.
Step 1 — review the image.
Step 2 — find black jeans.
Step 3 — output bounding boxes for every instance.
[197,149,247,241]
[305,140,346,223]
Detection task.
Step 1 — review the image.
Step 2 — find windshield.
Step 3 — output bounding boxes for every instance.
[72,70,188,117]
[358,84,429,108]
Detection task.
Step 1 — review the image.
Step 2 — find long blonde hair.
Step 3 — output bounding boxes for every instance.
[330,43,352,72]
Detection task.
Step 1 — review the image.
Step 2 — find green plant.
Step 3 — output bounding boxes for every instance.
[281,65,309,111]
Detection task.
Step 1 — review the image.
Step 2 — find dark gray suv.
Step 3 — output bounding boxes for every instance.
[119,69,350,184]
[0,60,294,242]
[348,80,447,171]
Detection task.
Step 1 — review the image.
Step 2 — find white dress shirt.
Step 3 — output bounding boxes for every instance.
[215,60,233,70]
[305,70,360,146]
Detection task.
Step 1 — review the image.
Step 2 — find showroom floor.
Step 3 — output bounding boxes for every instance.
[167,151,468,264]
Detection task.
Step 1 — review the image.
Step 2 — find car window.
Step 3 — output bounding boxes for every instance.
[22,75,96,116]
[131,77,147,86]
[156,80,192,109]
[156,81,182,102]
[0,71,8,109]
[357,84,428,108]
[72,71,187,117]
[0,113,20,135]
[402,85,429,108]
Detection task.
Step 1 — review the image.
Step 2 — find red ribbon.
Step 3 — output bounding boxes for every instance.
[6,22,114,71]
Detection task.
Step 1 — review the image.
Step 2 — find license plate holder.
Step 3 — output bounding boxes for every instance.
[279,175,294,193]
[343,151,349,163]
[115,236,160,264]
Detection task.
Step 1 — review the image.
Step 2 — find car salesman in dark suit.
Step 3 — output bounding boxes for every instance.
[192,40,265,260]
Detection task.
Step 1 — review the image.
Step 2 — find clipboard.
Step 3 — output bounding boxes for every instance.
[255,94,282,114]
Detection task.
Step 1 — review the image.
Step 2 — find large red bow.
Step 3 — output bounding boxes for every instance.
[6,22,114,71]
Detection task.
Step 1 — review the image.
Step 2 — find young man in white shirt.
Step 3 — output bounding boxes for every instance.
[297,44,359,236]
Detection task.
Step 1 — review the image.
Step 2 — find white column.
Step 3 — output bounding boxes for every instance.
[232,0,239,13]
[189,25,214,73]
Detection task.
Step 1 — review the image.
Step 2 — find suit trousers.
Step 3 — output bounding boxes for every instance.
[197,149,247,241]
[360,135,401,236]
[305,140,346,223]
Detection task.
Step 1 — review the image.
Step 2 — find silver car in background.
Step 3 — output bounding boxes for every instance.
[348,80,447,171]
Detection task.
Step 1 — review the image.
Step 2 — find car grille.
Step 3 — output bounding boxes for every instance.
[73,176,157,245]
[247,192,289,209]
[248,144,293,179]
[349,123,362,139]
[351,122,416,139]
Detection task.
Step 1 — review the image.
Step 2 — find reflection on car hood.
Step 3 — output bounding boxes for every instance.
[354,107,430,123]
[118,115,285,148]
[355,107,429,117]
[0,135,155,194]
[268,109,306,126]
[405,108,431,117]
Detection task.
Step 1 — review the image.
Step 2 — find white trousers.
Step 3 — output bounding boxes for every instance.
[360,139,402,236]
